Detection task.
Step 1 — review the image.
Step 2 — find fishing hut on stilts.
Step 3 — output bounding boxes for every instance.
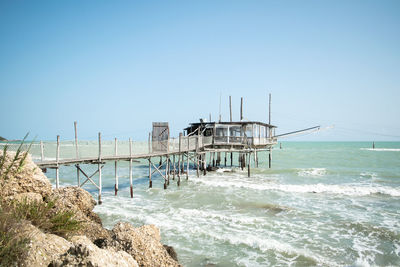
[5,94,319,205]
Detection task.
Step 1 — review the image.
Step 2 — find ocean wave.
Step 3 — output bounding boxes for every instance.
[194,178,400,197]
[207,232,338,266]
[297,168,327,177]
[361,148,400,152]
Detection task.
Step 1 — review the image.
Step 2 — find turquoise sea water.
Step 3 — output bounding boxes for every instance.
[37,142,400,266]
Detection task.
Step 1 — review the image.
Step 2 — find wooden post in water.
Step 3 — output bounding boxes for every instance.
[98,132,102,204]
[203,152,207,175]
[178,133,182,186]
[129,138,133,198]
[114,138,118,195]
[186,136,189,179]
[165,156,169,189]
[224,152,226,167]
[172,155,176,180]
[247,152,251,177]
[56,135,60,189]
[148,158,152,188]
[268,147,272,168]
[231,152,233,167]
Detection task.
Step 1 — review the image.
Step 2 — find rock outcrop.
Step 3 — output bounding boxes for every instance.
[0,151,181,266]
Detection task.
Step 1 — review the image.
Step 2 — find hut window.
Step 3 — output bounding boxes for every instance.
[216,127,227,137]
[229,126,241,137]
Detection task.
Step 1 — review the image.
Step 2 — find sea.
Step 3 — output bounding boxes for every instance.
[29,141,400,266]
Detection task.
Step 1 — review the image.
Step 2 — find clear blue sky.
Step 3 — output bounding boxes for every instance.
[0,0,399,141]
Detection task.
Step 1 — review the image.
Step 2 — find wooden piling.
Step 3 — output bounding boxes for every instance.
[129,138,133,198]
[268,147,272,168]
[231,152,233,166]
[172,155,176,180]
[114,138,118,196]
[196,154,200,177]
[186,136,189,179]
[148,158,152,188]
[165,156,169,189]
[247,152,251,177]
[56,135,60,189]
[98,132,102,204]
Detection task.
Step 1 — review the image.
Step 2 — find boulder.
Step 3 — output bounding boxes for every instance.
[15,222,72,267]
[0,152,52,199]
[49,235,138,267]
[111,222,181,267]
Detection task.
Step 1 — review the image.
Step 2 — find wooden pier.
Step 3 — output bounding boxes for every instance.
[4,95,319,204]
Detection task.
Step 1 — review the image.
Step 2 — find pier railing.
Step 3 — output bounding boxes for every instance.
[0,134,275,164]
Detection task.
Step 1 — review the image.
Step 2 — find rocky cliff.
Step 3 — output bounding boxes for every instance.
[0,151,181,267]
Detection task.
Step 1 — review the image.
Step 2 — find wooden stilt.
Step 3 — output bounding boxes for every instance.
[165,156,168,189]
[114,138,118,195]
[56,135,60,189]
[148,158,152,188]
[186,137,189,179]
[167,157,170,185]
[231,152,233,166]
[247,152,251,177]
[98,132,102,205]
[196,154,200,177]
[268,147,272,168]
[172,155,176,180]
[224,152,227,167]
[203,153,207,175]
[129,138,133,198]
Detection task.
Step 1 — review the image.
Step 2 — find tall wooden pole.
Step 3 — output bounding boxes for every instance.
[269,93,271,125]
[148,158,152,188]
[186,136,189,179]
[74,121,79,159]
[114,138,118,195]
[40,141,44,161]
[240,97,243,121]
[56,135,60,189]
[229,96,232,122]
[98,132,102,204]
[129,138,133,198]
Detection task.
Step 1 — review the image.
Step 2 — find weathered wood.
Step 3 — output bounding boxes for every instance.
[129,138,133,198]
[165,156,168,189]
[269,93,271,125]
[74,121,79,159]
[40,141,44,161]
[229,95,232,122]
[240,97,243,121]
[98,132,102,204]
[56,135,60,189]
[148,158,152,188]
[186,136,189,179]
[172,155,176,180]
[269,147,272,168]
[115,138,118,196]
[247,152,251,177]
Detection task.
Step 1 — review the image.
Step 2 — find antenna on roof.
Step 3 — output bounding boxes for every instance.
[268,93,271,125]
[219,92,222,122]
[229,96,232,122]
[240,97,243,121]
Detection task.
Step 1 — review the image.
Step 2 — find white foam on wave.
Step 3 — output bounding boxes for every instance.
[297,168,327,177]
[193,177,400,197]
[361,148,400,152]
[207,231,339,266]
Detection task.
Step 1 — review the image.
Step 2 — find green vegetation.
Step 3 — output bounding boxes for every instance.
[0,206,29,267]
[0,137,6,142]
[0,135,81,265]
[0,133,32,181]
